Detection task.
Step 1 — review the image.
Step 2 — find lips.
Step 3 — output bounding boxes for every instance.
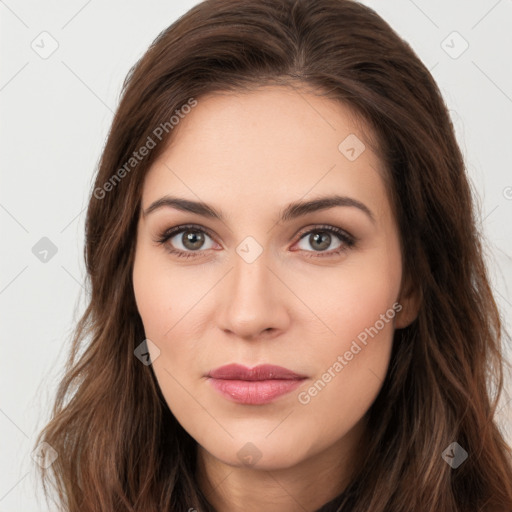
[206,364,307,405]
[208,363,306,381]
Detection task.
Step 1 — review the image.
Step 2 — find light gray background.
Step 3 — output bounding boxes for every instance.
[1,0,511,510]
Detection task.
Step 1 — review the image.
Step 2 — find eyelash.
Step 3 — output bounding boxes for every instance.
[154,223,356,260]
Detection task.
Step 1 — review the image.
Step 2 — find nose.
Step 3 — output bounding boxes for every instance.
[216,249,290,341]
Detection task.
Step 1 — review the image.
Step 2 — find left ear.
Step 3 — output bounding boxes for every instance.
[394,273,422,329]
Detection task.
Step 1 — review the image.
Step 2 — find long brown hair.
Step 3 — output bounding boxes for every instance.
[34,0,512,510]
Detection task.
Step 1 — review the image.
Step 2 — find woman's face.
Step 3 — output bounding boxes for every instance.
[132,85,416,471]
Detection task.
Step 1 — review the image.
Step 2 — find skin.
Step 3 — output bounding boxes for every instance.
[132,85,419,512]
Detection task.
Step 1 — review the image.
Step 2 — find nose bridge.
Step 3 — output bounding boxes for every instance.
[230,240,274,306]
[217,237,287,338]
[228,216,275,290]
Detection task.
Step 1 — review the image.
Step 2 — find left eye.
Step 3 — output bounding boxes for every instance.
[293,225,355,257]
[296,230,344,253]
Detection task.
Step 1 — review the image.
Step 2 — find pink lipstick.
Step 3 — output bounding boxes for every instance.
[207,364,307,405]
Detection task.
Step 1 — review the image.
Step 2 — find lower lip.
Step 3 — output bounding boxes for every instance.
[208,378,304,405]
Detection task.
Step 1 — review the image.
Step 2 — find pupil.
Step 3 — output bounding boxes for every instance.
[311,232,330,251]
[184,231,204,250]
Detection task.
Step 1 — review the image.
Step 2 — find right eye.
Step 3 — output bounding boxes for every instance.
[155,224,218,259]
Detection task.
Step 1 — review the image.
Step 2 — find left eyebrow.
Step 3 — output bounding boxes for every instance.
[142,194,375,224]
[280,195,375,224]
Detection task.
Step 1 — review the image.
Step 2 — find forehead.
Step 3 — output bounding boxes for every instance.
[141,85,390,223]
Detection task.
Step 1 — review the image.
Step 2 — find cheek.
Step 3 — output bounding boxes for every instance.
[132,244,208,385]
[132,249,203,424]
[300,239,402,345]
[132,243,194,338]
[291,241,401,425]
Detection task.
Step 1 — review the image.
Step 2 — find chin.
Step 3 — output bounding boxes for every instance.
[204,434,315,471]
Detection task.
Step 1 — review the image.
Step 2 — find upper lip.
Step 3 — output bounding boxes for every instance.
[207,364,307,381]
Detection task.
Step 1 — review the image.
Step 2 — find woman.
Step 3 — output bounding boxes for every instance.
[35,0,512,510]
